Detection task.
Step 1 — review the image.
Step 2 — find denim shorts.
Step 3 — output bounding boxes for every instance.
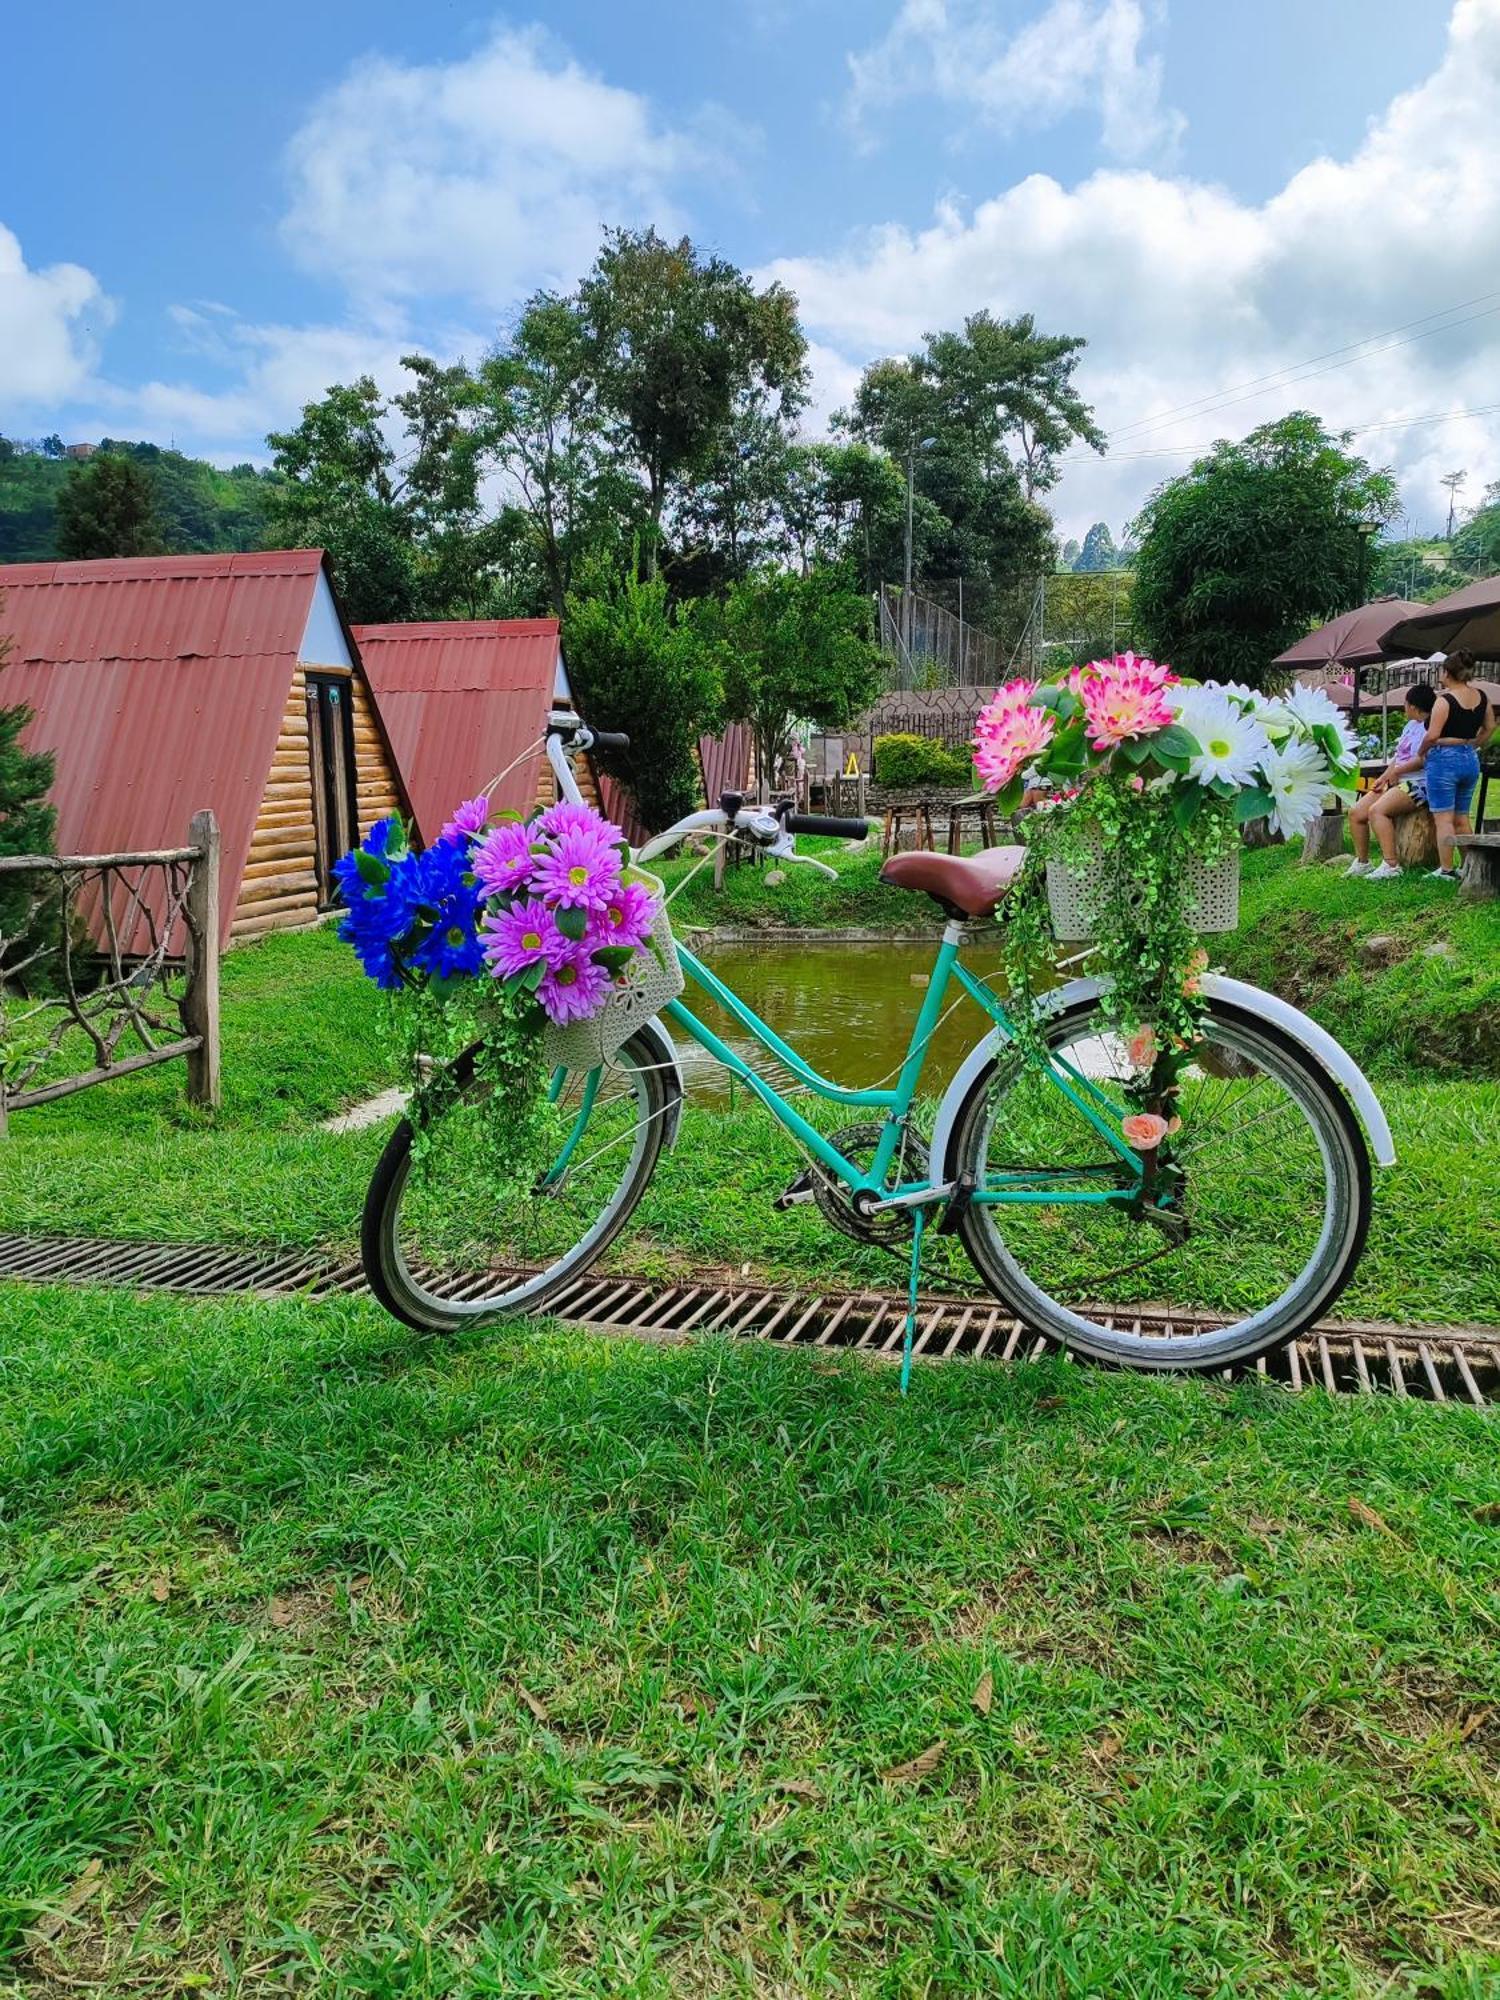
[1423,742,1480,815]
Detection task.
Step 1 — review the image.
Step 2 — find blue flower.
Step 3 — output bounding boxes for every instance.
[406,837,485,980]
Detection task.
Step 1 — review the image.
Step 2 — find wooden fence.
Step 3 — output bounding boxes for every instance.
[0,809,221,1134]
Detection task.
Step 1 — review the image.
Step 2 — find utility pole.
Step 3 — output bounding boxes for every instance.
[1441,469,1466,540]
[902,430,936,660]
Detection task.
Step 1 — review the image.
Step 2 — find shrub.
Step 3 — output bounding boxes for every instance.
[873,732,974,789]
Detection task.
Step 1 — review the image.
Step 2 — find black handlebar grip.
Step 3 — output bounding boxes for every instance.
[589,729,631,752]
[786,813,870,841]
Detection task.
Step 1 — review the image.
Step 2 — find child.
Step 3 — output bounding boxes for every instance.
[1348,684,1436,880]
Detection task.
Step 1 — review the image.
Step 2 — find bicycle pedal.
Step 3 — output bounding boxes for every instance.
[773,1170,817,1211]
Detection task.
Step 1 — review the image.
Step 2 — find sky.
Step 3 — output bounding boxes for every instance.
[2,0,1492,542]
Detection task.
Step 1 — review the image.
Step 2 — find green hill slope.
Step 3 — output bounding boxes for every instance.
[0,439,281,563]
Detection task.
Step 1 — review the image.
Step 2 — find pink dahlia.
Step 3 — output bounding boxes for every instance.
[589,879,657,950]
[539,798,612,841]
[974,680,1056,793]
[538,946,615,1025]
[439,795,491,843]
[534,825,623,912]
[1078,653,1175,751]
[474,820,540,898]
[481,897,567,979]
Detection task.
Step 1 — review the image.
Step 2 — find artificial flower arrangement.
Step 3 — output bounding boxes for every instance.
[334,796,663,1185]
[972,654,1357,1164]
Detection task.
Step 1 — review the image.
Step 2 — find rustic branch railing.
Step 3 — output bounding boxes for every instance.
[0,809,220,1134]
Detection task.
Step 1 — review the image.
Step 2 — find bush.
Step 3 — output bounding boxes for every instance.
[873,732,974,789]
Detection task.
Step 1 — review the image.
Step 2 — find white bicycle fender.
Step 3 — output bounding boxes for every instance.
[931,973,1395,1176]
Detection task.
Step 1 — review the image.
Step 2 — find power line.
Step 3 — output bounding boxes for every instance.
[1104,288,1500,446]
[1060,399,1500,468]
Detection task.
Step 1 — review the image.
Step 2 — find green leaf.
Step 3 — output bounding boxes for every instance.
[556,904,589,942]
[1234,786,1275,824]
[520,959,546,991]
[994,775,1024,815]
[1170,783,1207,830]
[354,850,390,887]
[1153,723,1200,763]
[1120,737,1153,765]
[592,944,634,973]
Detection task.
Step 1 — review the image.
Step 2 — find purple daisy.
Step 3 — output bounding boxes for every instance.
[537,798,612,841]
[440,795,491,843]
[473,820,540,899]
[480,898,567,980]
[538,946,615,1025]
[588,879,658,951]
[534,824,623,912]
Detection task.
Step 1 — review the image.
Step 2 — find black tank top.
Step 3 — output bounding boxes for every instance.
[1437,687,1488,740]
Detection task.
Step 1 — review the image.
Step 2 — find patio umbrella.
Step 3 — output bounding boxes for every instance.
[1381,575,1500,658]
[1272,597,1427,673]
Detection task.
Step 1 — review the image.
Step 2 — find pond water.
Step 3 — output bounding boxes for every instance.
[670,936,1017,1103]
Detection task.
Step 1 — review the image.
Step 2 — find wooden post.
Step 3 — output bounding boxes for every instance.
[1300,810,1346,865]
[183,809,221,1109]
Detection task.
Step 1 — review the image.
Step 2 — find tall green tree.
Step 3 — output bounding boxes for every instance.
[577,228,808,567]
[704,567,882,800]
[1074,521,1117,571]
[0,608,57,948]
[921,310,1104,498]
[562,569,722,831]
[1131,413,1399,689]
[54,453,163,559]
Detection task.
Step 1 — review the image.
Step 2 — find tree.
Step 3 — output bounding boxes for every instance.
[562,569,722,831]
[920,310,1104,498]
[40,435,63,460]
[1074,521,1117,572]
[1131,413,1399,689]
[577,228,808,567]
[54,453,163,559]
[473,298,629,616]
[1453,480,1500,573]
[0,607,57,948]
[705,567,882,800]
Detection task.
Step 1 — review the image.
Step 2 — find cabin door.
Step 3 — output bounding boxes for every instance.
[306,673,359,906]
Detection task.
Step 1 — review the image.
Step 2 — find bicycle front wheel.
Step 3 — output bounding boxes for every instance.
[362,1029,672,1332]
[953,994,1372,1370]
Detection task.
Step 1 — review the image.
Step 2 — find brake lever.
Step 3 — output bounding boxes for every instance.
[781,850,837,881]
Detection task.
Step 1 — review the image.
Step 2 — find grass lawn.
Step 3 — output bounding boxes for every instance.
[3,1283,1498,1996]
[1,922,1497,1325]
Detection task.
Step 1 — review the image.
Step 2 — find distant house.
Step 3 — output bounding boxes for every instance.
[353,618,573,843]
[0,550,409,949]
[62,442,96,461]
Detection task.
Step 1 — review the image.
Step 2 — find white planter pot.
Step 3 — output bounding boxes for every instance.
[1044,828,1240,941]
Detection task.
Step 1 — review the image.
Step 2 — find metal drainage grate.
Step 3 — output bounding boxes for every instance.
[1,1231,1497,1408]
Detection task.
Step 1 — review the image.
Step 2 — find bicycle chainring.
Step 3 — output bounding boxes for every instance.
[813,1122,930,1246]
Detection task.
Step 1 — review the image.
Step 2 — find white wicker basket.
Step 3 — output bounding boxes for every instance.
[542,900,684,1072]
[1044,828,1240,940]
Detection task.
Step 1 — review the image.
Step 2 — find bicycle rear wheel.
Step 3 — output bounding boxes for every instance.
[362,1029,672,1332]
[953,995,1372,1370]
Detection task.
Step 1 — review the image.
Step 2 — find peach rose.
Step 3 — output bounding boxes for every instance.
[1126,1025,1158,1068]
[1121,1111,1169,1150]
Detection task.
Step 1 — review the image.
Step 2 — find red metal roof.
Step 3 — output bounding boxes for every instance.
[699,724,752,803]
[353,619,562,842]
[0,551,330,951]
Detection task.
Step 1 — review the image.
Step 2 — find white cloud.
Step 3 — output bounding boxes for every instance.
[280,23,714,309]
[0,224,112,410]
[846,0,1183,162]
[776,0,1500,539]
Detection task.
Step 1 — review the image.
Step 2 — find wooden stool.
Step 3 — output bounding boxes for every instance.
[1455,833,1500,900]
[881,803,935,857]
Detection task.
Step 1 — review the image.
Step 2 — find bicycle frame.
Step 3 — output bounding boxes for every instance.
[542,721,1144,1217]
[659,926,1145,1212]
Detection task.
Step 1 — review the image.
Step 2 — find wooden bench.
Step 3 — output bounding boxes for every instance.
[1455,833,1500,900]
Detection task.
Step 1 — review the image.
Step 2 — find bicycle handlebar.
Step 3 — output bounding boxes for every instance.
[784,812,870,842]
[589,729,631,752]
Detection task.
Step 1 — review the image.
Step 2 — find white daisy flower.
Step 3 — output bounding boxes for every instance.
[1282,681,1357,758]
[1261,740,1334,838]
[1169,685,1273,788]
[1219,680,1295,737]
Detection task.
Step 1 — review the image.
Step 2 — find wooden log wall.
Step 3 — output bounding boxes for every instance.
[229,667,406,946]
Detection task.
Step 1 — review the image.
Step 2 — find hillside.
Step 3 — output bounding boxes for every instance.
[0,439,280,563]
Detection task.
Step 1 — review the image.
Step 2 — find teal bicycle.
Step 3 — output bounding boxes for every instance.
[362,715,1393,1372]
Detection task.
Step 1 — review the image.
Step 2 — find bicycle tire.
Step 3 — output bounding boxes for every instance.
[951,994,1373,1371]
[361,1027,672,1333]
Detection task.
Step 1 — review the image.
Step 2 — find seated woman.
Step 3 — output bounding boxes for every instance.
[1349,683,1436,879]
[1380,652,1495,881]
